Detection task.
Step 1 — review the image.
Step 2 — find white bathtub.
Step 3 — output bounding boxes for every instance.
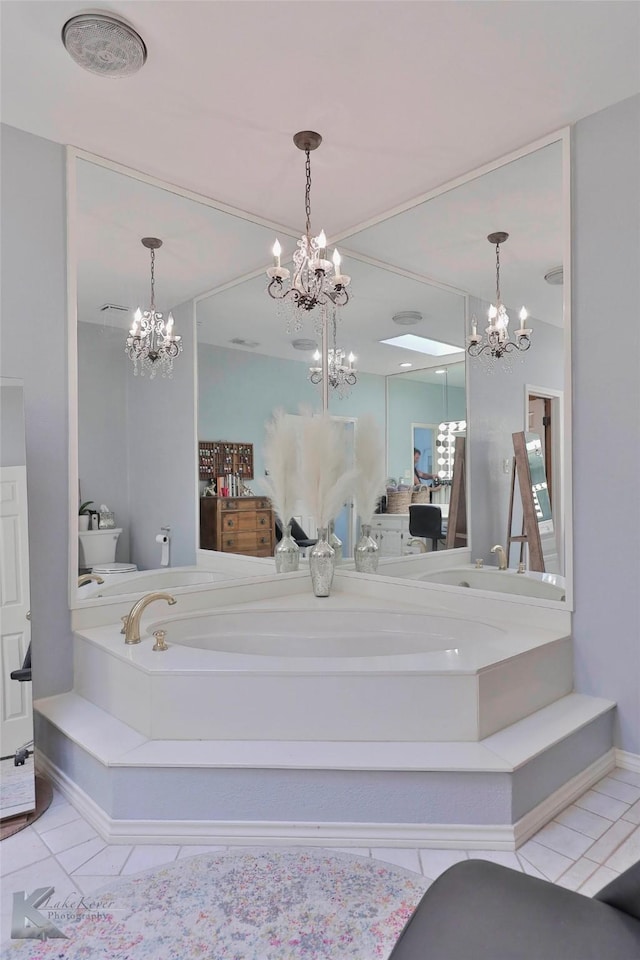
[73,599,572,743]
[416,566,566,601]
[79,567,231,599]
[156,609,502,657]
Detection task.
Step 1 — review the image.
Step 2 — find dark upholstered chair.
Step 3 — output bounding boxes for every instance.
[274,517,317,550]
[388,857,640,960]
[408,504,446,551]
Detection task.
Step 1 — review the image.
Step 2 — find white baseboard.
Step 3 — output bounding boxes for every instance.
[513,748,616,846]
[36,752,517,849]
[615,749,640,774]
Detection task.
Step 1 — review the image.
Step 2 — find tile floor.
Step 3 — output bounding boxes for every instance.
[2,766,639,942]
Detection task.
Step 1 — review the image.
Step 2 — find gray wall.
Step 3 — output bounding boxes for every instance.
[468,299,565,562]
[0,124,71,700]
[78,321,131,561]
[572,94,640,753]
[77,310,197,570]
[0,383,26,466]
[127,298,197,570]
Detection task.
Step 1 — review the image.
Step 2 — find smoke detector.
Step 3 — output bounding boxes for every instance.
[62,14,147,78]
[392,311,422,326]
[291,338,318,351]
[544,266,564,286]
[229,338,260,348]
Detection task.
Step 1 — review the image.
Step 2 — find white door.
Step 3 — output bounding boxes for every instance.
[0,465,33,758]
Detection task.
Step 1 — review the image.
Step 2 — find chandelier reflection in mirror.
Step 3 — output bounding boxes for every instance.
[266,131,351,335]
[467,232,532,368]
[309,312,357,398]
[126,237,182,378]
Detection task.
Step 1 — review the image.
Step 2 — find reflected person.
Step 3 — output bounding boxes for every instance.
[414,448,437,488]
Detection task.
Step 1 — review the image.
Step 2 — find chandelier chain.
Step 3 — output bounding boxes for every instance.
[495,242,501,303]
[304,148,312,237]
[150,248,156,310]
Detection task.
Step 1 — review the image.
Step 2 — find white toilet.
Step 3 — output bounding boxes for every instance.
[78,528,137,577]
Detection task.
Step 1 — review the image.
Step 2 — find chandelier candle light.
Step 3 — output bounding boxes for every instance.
[467,232,532,364]
[309,311,357,399]
[266,131,351,336]
[126,238,182,378]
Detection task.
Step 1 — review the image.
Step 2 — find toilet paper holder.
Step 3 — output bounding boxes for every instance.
[156,527,171,566]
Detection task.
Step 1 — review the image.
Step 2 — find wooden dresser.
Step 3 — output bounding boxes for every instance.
[200,496,274,557]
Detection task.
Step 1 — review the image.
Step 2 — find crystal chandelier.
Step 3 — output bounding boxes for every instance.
[266,131,351,334]
[308,312,357,398]
[467,232,532,365]
[126,237,182,378]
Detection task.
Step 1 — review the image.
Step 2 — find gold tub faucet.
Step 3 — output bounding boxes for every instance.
[78,574,104,587]
[407,538,428,553]
[124,592,177,645]
[490,544,508,571]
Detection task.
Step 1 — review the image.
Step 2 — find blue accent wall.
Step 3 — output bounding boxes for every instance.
[198,344,387,486]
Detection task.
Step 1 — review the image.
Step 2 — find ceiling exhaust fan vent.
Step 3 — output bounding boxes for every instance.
[62,14,147,78]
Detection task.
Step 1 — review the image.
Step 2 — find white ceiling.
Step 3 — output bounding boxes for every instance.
[2,1,639,232]
[3,2,638,379]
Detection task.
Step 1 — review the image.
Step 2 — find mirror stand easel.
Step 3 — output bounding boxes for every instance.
[445,436,467,549]
[506,431,545,572]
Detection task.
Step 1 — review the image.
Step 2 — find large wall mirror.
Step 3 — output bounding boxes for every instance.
[69,129,570,608]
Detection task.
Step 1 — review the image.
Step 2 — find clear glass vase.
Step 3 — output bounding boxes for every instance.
[309,527,335,597]
[354,523,379,573]
[328,520,343,564]
[274,523,300,573]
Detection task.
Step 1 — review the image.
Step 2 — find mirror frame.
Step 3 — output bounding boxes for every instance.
[67,126,572,611]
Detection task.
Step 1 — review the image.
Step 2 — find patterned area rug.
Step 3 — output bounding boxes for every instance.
[3,847,428,958]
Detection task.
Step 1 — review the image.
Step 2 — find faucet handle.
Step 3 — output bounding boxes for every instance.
[475,558,484,568]
[152,630,168,652]
[120,615,128,635]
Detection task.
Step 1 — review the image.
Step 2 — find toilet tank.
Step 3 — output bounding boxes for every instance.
[78,528,122,568]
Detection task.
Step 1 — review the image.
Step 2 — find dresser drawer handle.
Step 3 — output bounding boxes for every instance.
[226,518,235,528]
[226,539,234,547]
[260,537,266,544]
[259,517,266,525]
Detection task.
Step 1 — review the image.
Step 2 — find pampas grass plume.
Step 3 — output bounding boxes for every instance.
[354,414,387,524]
[300,410,357,530]
[261,408,299,526]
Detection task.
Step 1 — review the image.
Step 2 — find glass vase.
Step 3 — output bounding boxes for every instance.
[328,520,343,565]
[309,527,335,597]
[274,523,300,573]
[354,523,379,573]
